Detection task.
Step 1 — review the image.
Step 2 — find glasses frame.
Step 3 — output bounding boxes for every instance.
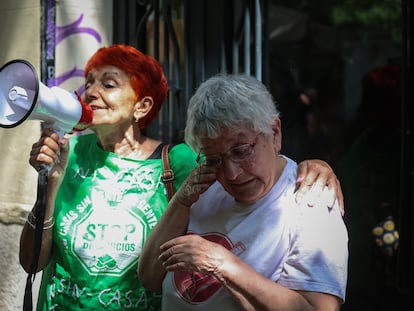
[196,133,262,166]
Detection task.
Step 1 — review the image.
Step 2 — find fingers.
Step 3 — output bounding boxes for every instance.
[158,236,198,272]
[177,162,217,206]
[29,129,67,173]
[314,186,336,208]
[295,180,328,207]
[295,162,328,207]
[159,235,222,274]
[57,137,69,166]
[320,172,344,215]
[327,177,345,216]
[295,159,345,213]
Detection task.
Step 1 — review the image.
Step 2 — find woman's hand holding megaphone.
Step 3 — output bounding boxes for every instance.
[29,128,69,182]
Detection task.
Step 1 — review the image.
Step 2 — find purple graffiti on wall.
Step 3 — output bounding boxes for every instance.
[49,67,86,94]
[56,14,102,45]
[48,13,102,95]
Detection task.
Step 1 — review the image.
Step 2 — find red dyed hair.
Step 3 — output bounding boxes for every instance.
[84,44,168,130]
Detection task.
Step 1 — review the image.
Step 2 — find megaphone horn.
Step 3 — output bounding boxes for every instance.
[0,59,93,136]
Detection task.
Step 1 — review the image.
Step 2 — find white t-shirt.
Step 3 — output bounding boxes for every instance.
[162,156,348,310]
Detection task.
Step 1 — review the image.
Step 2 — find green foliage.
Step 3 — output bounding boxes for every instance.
[270,0,401,42]
[332,1,401,38]
[332,0,400,26]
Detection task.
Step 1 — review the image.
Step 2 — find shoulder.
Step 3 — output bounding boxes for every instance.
[289,195,348,261]
[278,156,347,244]
[280,155,298,178]
[68,132,96,145]
[169,143,196,154]
[67,132,97,153]
[168,143,198,186]
[280,198,348,301]
[169,143,198,164]
[275,156,298,194]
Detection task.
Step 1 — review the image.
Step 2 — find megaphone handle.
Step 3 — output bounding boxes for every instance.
[42,122,65,138]
[39,164,52,175]
[54,129,65,138]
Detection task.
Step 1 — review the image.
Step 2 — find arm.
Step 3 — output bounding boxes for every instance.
[19,129,69,273]
[140,159,346,309]
[296,159,344,215]
[159,234,342,311]
[157,194,347,310]
[138,162,217,291]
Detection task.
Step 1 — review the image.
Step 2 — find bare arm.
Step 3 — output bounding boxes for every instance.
[19,129,69,272]
[159,234,341,311]
[139,158,344,291]
[138,162,217,291]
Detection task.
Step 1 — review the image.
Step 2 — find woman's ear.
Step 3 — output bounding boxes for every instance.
[272,118,282,152]
[133,96,154,121]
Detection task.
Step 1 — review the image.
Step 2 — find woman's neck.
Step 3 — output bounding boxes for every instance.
[94,125,159,159]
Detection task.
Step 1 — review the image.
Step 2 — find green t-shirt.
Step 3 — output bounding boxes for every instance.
[37,133,197,310]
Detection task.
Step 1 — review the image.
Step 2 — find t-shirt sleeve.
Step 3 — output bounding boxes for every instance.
[278,200,349,302]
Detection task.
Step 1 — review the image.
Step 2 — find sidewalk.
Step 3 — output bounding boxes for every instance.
[0,223,40,311]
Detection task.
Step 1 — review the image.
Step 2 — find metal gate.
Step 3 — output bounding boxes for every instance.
[113,0,269,143]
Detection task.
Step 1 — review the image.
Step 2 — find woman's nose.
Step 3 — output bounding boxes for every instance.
[84,83,100,100]
[221,158,243,180]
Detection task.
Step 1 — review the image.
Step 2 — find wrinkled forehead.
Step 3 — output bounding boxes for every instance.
[85,65,129,79]
[199,128,255,154]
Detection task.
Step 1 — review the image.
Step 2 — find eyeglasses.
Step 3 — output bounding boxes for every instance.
[196,133,261,167]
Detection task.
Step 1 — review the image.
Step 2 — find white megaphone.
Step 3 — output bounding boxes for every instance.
[0,59,93,136]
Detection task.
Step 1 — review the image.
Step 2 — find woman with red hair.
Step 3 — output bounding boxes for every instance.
[19,44,343,311]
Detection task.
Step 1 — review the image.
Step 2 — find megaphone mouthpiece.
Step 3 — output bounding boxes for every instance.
[73,91,93,131]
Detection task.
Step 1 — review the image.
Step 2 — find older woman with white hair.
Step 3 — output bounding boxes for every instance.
[139,74,348,311]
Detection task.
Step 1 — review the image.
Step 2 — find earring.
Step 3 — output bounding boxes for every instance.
[134,116,139,123]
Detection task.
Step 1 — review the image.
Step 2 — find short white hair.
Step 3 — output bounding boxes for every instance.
[185,74,280,152]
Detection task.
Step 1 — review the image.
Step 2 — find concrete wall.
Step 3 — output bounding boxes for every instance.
[0,0,42,310]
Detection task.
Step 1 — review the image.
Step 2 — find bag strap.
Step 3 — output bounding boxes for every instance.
[161,144,175,201]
